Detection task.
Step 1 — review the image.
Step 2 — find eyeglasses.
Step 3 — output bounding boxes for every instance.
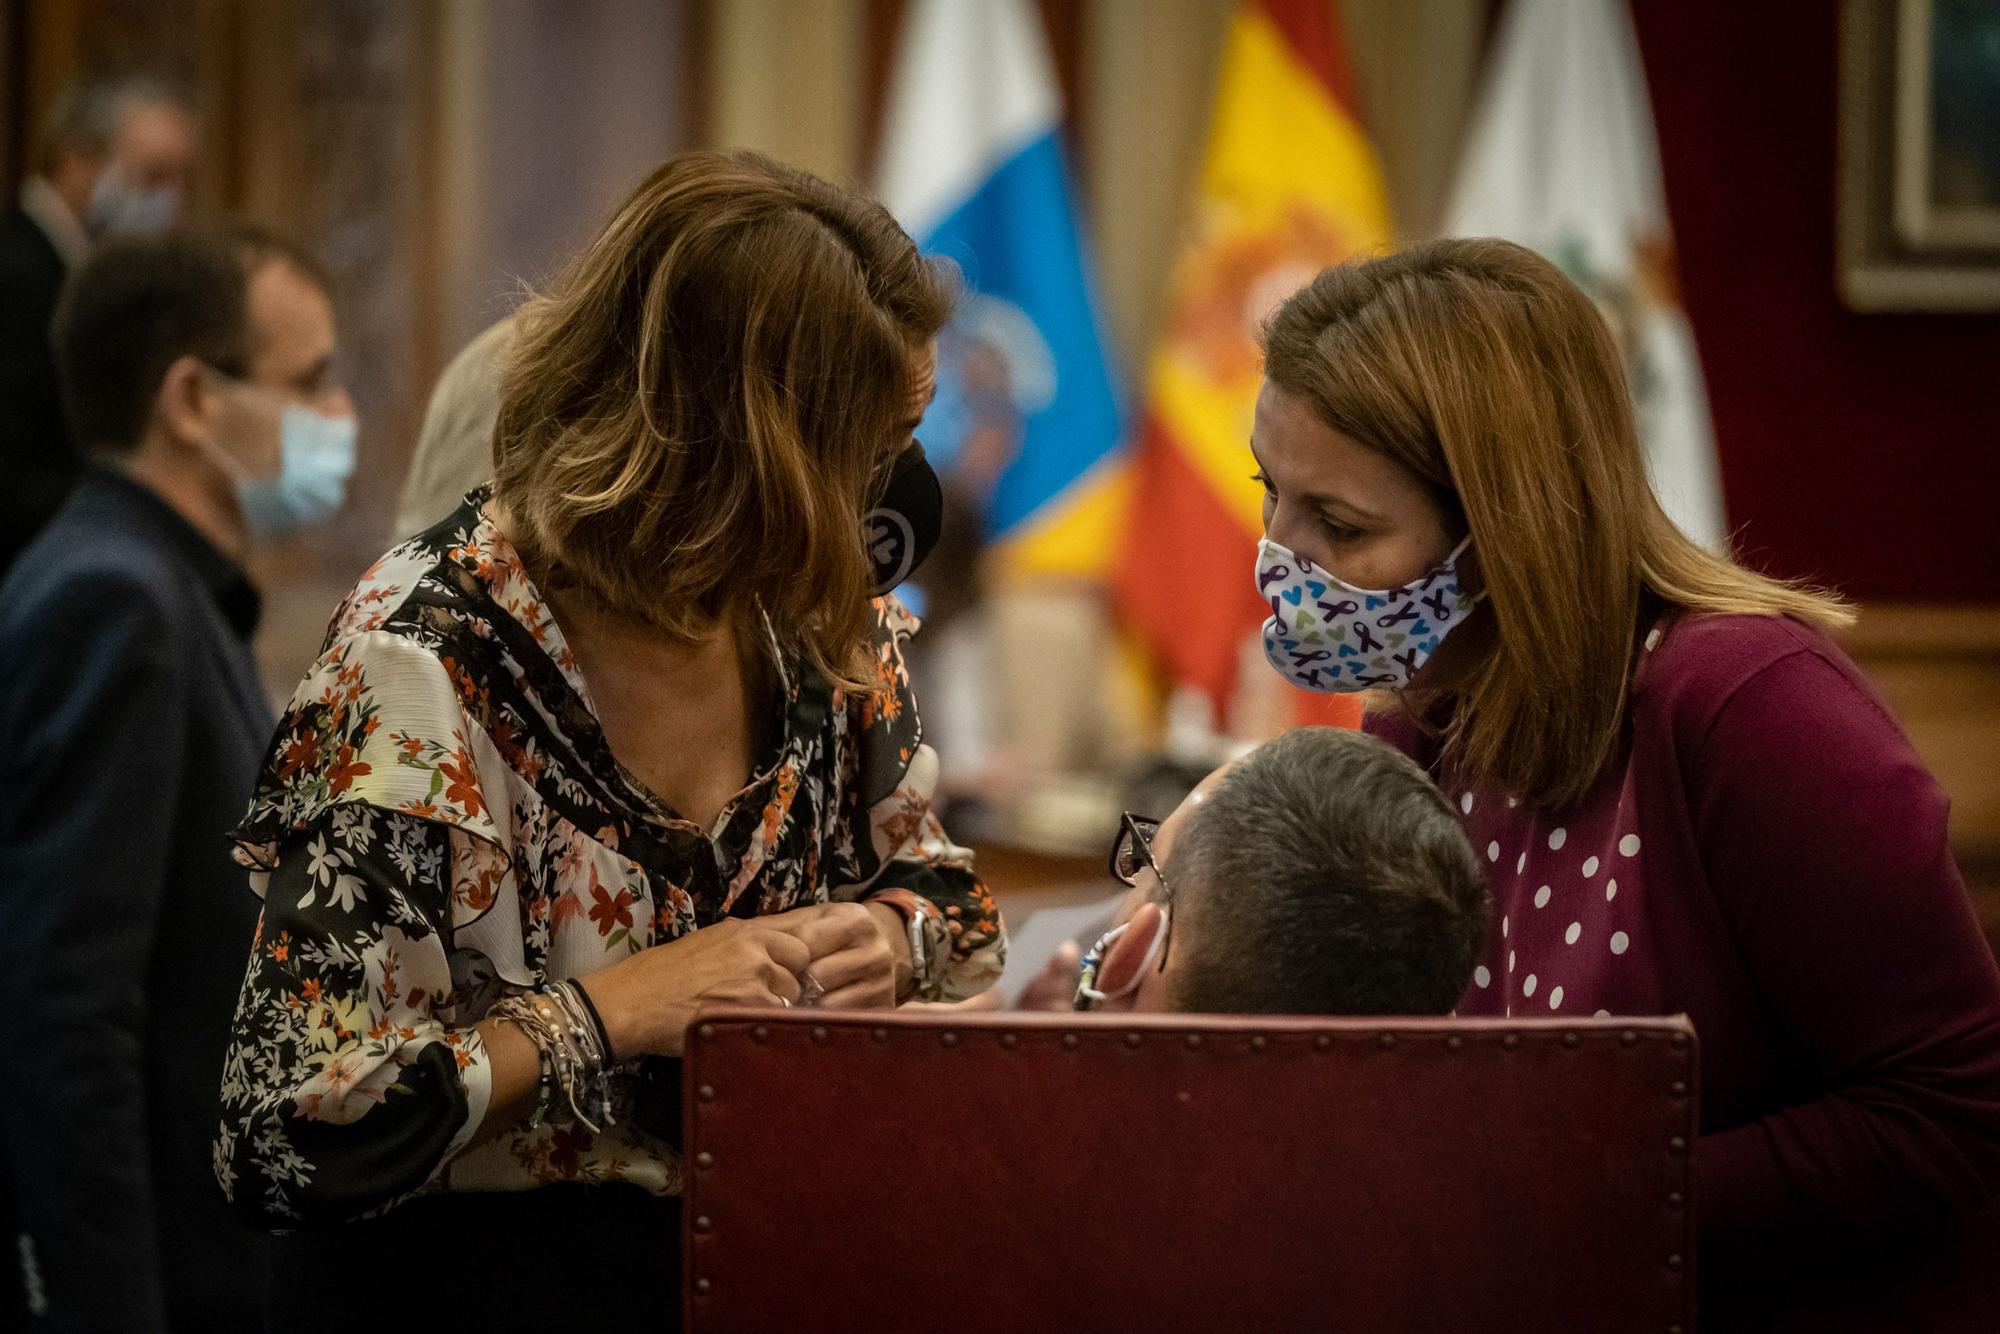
[1107,812,1174,973]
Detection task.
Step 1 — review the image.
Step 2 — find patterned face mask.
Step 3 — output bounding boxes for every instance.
[1256,536,1476,693]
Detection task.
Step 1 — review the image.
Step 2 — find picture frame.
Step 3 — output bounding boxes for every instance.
[1837,0,2000,311]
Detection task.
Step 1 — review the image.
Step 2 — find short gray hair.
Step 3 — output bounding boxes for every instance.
[34,75,187,174]
[1166,727,1486,1016]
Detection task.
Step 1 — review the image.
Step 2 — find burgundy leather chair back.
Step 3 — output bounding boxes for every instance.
[683,1010,1698,1333]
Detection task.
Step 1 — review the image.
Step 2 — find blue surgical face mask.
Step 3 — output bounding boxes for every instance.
[235,406,358,538]
[87,165,180,237]
[201,372,357,538]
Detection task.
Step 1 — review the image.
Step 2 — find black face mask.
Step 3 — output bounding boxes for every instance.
[863,441,943,596]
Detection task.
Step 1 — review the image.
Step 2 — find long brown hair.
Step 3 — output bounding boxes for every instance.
[493,150,954,687]
[1264,238,1850,810]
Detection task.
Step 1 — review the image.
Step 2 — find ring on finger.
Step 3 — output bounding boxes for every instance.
[797,971,827,1007]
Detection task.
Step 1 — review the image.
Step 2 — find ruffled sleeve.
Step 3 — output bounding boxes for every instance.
[235,630,509,868]
[217,631,523,1226]
[215,809,501,1226]
[235,629,540,985]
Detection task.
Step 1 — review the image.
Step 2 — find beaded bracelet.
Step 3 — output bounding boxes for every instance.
[550,979,617,1127]
[490,981,618,1133]
[528,1034,557,1128]
[493,1006,559,1129]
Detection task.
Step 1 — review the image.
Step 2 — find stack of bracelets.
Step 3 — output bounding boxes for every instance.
[489,980,618,1133]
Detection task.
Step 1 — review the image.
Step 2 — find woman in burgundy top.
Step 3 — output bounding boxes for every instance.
[1249,239,2000,1330]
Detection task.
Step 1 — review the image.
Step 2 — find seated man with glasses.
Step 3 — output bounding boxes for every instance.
[1073,726,1487,1015]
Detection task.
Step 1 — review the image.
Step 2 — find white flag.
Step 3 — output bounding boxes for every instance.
[1444,0,1728,550]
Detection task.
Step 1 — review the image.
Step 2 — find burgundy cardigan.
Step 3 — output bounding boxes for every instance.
[1372,612,2000,1331]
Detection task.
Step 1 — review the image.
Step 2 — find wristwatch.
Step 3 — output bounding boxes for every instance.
[870,889,946,1002]
[907,908,937,1001]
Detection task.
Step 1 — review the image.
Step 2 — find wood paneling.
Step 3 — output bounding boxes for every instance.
[703,0,865,185]
[1339,0,1491,239]
[1844,605,2000,950]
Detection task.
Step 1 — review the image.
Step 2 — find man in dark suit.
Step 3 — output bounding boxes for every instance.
[0,227,355,1331]
[0,76,196,576]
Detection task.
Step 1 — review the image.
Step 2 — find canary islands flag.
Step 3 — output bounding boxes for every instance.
[877,0,1124,581]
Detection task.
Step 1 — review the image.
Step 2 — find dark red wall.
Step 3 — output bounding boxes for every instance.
[1631,1,2000,602]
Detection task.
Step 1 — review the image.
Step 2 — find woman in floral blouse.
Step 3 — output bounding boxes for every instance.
[215,151,1004,1323]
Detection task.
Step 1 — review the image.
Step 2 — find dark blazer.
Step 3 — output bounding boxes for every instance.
[0,471,274,1331]
[0,208,78,578]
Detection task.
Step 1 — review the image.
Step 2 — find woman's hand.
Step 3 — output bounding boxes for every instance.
[576,919,812,1059]
[904,940,1080,1015]
[766,900,912,1009]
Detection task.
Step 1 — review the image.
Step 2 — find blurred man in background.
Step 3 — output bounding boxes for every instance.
[0,225,352,1331]
[0,75,198,576]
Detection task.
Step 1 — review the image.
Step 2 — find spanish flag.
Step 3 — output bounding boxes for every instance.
[1114,0,1392,728]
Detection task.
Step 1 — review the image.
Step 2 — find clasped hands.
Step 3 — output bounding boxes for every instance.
[577,899,914,1059]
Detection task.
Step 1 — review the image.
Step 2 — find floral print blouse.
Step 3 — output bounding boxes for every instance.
[215,490,1005,1227]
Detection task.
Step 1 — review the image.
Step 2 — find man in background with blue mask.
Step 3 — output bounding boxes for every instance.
[0,225,352,1332]
[0,75,197,577]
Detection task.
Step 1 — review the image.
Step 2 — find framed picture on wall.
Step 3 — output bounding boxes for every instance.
[1838,0,2000,311]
